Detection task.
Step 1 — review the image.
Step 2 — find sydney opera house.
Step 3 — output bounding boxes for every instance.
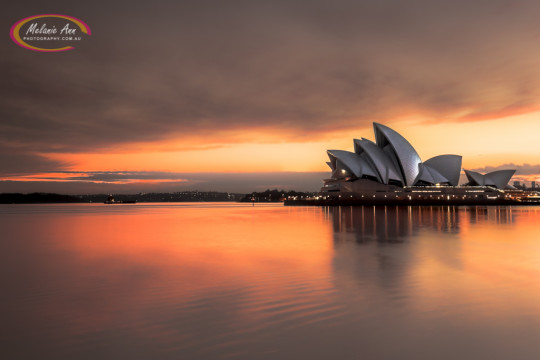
[294,123,521,205]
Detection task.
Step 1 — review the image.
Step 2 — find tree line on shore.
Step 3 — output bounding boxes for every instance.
[0,190,313,204]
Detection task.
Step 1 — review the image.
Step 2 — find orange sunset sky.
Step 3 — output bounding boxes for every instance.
[3,1,540,193]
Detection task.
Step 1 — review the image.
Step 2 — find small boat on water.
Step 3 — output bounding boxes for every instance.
[104,195,137,204]
[104,195,115,204]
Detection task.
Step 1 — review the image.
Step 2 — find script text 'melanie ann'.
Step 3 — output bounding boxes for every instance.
[26,23,77,35]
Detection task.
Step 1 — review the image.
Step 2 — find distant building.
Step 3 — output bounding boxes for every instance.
[514,181,521,188]
[532,181,536,189]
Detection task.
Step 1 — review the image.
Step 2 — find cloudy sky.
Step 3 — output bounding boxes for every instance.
[3,0,540,193]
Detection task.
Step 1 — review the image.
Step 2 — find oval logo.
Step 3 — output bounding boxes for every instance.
[10,14,91,52]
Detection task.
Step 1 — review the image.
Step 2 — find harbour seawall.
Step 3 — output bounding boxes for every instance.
[284,198,539,206]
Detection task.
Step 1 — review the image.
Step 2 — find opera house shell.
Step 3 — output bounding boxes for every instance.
[464,169,516,190]
[322,123,516,197]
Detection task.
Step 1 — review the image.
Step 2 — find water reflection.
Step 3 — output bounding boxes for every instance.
[327,205,540,360]
[325,205,516,243]
[1,204,540,360]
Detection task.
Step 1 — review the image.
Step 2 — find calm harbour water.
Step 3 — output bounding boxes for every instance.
[1,203,540,359]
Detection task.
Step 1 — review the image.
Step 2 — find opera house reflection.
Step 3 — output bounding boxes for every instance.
[323,204,540,360]
[325,205,515,243]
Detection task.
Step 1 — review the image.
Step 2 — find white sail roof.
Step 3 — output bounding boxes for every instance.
[424,155,462,186]
[353,138,403,184]
[373,123,422,186]
[464,169,516,189]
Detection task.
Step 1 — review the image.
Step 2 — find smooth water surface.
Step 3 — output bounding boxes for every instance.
[1,203,540,359]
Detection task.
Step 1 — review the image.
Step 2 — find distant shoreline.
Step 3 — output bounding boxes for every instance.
[0,192,244,204]
[0,190,313,204]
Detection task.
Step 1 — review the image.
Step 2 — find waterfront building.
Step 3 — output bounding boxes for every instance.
[310,123,519,205]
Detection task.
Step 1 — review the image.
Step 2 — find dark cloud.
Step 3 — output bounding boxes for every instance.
[0,145,71,176]
[46,171,191,182]
[471,163,540,176]
[4,0,540,154]
[0,171,327,193]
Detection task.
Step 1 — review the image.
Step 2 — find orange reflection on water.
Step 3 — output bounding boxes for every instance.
[325,205,540,325]
[54,204,333,288]
[4,204,540,359]
[392,206,540,321]
[457,208,540,309]
[3,204,337,348]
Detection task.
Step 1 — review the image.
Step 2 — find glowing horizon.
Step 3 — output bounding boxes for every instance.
[3,110,540,192]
